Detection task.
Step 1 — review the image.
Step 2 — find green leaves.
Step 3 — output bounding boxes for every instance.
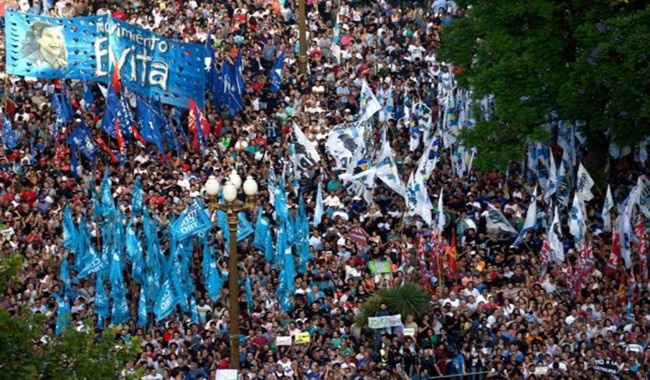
[439,0,650,169]
[354,282,432,327]
[0,309,139,380]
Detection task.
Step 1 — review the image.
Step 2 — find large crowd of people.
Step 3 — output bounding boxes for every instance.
[1,0,650,379]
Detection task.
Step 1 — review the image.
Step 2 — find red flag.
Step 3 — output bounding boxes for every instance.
[188,99,211,147]
[606,228,621,277]
[111,66,121,93]
[114,119,125,154]
[131,123,147,148]
[96,135,119,163]
[447,233,458,279]
[540,234,549,270]
[188,99,200,150]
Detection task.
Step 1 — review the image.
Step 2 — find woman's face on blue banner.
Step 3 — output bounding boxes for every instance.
[37,26,65,58]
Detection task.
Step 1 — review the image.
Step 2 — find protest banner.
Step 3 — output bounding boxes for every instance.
[215,369,238,380]
[368,314,403,329]
[368,261,391,275]
[593,359,618,375]
[4,10,205,108]
[276,336,292,346]
[294,332,311,344]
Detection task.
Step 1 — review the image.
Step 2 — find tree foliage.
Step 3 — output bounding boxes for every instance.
[0,257,139,379]
[439,0,650,169]
[0,309,140,380]
[354,282,432,327]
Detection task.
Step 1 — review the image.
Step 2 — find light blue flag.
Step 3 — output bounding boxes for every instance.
[55,294,71,336]
[77,243,103,279]
[127,219,145,285]
[245,276,254,312]
[137,289,147,327]
[279,226,296,294]
[296,196,312,274]
[202,239,223,301]
[94,275,109,320]
[264,228,274,263]
[100,169,114,218]
[253,208,270,250]
[274,177,289,222]
[236,212,255,241]
[73,216,89,272]
[131,177,143,216]
[189,296,199,324]
[217,211,255,248]
[60,255,72,295]
[269,49,285,93]
[314,183,324,226]
[111,288,130,325]
[62,204,77,252]
[153,277,178,321]
[171,199,212,241]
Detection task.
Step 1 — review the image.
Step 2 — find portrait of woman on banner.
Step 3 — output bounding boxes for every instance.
[20,21,68,70]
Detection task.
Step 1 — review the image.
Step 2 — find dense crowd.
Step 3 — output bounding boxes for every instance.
[1,0,650,379]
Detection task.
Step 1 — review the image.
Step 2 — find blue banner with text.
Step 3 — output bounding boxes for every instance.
[4,10,205,108]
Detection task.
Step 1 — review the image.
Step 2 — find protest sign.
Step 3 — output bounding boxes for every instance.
[215,369,238,380]
[593,359,618,375]
[368,314,403,329]
[294,332,311,344]
[368,261,391,275]
[276,336,292,346]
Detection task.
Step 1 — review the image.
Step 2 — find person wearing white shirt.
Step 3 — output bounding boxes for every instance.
[440,292,460,309]
[323,193,341,208]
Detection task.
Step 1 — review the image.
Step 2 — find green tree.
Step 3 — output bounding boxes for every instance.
[354,282,432,327]
[0,257,140,379]
[0,309,140,379]
[439,0,650,170]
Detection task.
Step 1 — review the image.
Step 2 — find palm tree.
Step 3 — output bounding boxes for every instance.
[354,282,432,327]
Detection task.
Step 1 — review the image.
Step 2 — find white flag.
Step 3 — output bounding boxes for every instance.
[569,194,586,242]
[618,214,633,269]
[406,171,432,225]
[359,81,382,122]
[437,188,445,231]
[548,207,565,264]
[375,141,406,197]
[576,163,595,202]
[602,184,614,231]
[486,204,517,235]
[513,187,538,247]
[544,147,557,203]
[325,121,366,172]
[292,123,320,177]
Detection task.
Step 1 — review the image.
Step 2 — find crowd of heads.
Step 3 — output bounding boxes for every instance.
[1,0,649,379]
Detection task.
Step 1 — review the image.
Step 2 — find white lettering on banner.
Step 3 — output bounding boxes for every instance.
[179,222,199,234]
[368,314,403,329]
[94,23,170,90]
[159,291,172,311]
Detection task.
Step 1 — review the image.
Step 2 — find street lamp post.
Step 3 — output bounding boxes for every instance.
[205,171,258,370]
[298,0,308,74]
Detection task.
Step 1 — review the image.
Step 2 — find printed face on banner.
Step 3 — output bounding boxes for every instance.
[21,22,68,70]
[5,11,206,108]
